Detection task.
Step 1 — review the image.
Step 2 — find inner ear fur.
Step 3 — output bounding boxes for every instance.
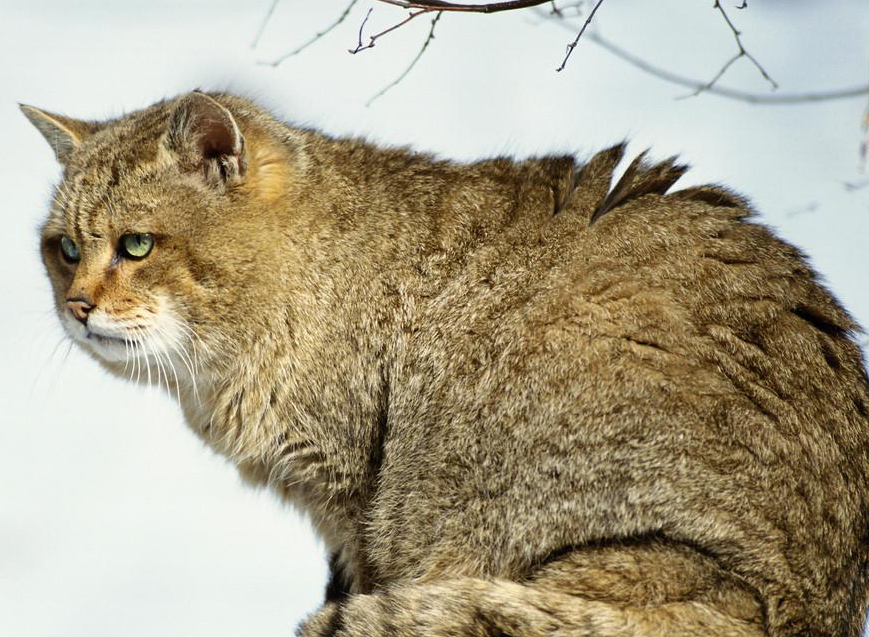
[20,104,98,165]
[166,91,246,187]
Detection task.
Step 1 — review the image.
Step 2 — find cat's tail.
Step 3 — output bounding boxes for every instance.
[298,576,765,637]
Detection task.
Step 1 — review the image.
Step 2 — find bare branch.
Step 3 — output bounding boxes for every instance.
[353,8,375,53]
[350,7,432,54]
[259,0,359,66]
[860,101,869,171]
[684,52,742,98]
[555,0,605,72]
[545,19,869,105]
[698,0,777,95]
[251,0,280,49]
[844,179,869,192]
[550,1,587,17]
[258,1,868,108]
[367,11,444,106]
[377,0,553,13]
[784,202,819,218]
[359,0,600,70]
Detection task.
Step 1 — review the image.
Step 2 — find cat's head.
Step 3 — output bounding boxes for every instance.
[23,91,299,388]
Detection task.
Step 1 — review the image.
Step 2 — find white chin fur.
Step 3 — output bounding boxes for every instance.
[60,299,200,397]
[63,313,138,363]
[83,333,133,363]
[63,304,186,366]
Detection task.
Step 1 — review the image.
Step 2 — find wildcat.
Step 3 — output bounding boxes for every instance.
[22,91,869,637]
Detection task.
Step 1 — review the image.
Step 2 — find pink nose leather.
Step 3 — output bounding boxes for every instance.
[66,299,94,323]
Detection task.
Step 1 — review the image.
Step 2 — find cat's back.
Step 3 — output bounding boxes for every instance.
[376,148,869,631]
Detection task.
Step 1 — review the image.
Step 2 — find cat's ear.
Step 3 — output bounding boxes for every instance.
[19,104,96,165]
[166,91,246,187]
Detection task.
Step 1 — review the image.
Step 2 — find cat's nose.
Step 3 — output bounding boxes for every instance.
[66,297,95,325]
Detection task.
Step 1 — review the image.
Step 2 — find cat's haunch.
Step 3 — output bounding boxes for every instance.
[24,91,869,637]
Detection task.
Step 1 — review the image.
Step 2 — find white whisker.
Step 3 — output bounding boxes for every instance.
[173,318,206,370]
[137,327,153,391]
[154,332,174,400]
[152,322,182,403]
[32,333,71,393]
[148,329,168,397]
[38,336,74,402]
[164,315,202,404]
[152,340,167,396]
[122,333,132,378]
[134,331,143,385]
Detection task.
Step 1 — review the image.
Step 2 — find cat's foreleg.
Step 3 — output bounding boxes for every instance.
[323,552,353,604]
[297,577,765,637]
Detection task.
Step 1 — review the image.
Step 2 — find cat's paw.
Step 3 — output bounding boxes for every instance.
[296,595,392,637]
[295,602,341,637]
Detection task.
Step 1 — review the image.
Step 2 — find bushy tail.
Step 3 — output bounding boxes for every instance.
[298,576,765,637]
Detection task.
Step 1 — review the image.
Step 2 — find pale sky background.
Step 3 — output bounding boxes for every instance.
[1,2,868,636]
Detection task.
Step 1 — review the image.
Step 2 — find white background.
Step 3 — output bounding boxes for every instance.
[1,2,867,636]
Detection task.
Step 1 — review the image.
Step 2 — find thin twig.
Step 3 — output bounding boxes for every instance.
[353,8,375,53]
[367,11,443,106]
[260,0,359,66]
[545,18,869,105]
[377,0,552,13]
[860,101,869,171]
[696,0,778,96]
[685,52,741,98]
[251,0,280,49]
[784,202,819,218]
[350,7,431,54]
[550,1,586,16]
[555,0,604,72]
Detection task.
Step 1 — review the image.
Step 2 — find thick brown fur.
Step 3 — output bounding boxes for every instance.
[23,91,869,637]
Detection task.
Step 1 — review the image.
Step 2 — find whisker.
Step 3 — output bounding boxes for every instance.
[156,336,176,400]
[173,319,206,372]
[33,333,73,401]
[152,340,167,396]
[164,316,202,403]
[32,332,70,392]
[122,332,132,377]
[148,329,169,397]
[136,327,153,391]
[151,335,167,397]
[152,322,182,403]
[169,332,199,404]
[133,329,143,385]
[44,341,75,402]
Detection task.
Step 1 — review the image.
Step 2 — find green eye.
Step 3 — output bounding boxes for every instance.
[59,235,80,263]
[120,233,154,260]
